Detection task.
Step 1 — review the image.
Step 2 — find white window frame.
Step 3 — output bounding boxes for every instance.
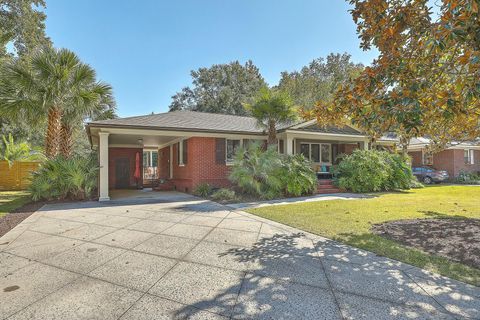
[465,149,475,165]
[226,139,242,165]
[178,139,185,166]
[422,149,433,166]
[299,143,331,165]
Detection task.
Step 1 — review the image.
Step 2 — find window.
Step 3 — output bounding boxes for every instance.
[299,143,331,164]
[422,150,433,165]
[465,149,475,165]
[226,139,241,162]
[177,139,188,166]
[143,150,158,181]
[310,144,320,163]
[321,144,331,163]
[243,139,265,149]
[300,144,310,158]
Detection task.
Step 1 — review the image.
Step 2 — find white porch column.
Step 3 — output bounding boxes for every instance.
[363,139,369,150]
[98,132,110,201]
[286,136,294,155]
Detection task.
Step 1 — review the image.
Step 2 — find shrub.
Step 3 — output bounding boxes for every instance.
[1,134,45,166]
[229,142,284,199]
[29,153,99,201]
[193,182,212,197]
[334,149,414,193]
[211,188,237,202]
[229,142,316,199]
[455,171,480,184]
[280,154,317,196]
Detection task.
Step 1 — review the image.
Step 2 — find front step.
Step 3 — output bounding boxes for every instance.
[316,179,342,194]
[153,180,175,191]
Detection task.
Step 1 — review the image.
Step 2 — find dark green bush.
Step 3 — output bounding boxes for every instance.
[229,142,284,199]
[229,142,316,199]
[334,149,414,193]
[455,171,480,184]
[211,188,237,202]
[193,182,212,197]
[280,154,317,197]
[29,153,99,201]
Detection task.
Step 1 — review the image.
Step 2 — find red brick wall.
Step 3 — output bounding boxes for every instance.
[409,148,480,177]
[432,150,455,177]
[108,148,143,189]
[168,137,232,192]
[409,151,423,167]
[343,144,358,155]
[450,149,480,177]
[158,146,170,180]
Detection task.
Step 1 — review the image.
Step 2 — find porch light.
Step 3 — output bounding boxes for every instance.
[137,138,143,144]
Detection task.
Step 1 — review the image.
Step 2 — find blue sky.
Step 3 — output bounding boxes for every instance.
[45,0,378,117]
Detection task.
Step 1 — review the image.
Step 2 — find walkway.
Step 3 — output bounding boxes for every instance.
[0,193,478,319]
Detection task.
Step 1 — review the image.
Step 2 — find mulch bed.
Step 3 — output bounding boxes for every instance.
[0,202,45,238]
[372,218,480,269]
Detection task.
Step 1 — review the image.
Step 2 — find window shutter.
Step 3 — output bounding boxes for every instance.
[279,139,284,154]
[177,143,180,165]
[182,139,188,164]
[215,138,226,164]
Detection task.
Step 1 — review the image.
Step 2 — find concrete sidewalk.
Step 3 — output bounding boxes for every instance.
[227,193,371,210]
[0,195,478,319]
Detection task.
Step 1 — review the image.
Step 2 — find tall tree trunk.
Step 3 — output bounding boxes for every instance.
[60,122,73,158]
[45,107,62,158]
[267,119,277,146]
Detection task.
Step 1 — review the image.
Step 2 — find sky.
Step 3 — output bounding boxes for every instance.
[44,0,378,117]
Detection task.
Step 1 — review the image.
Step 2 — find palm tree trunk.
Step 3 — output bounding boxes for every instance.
[60,122,73,158]
[45,107,62,158]
[267,119,277,146]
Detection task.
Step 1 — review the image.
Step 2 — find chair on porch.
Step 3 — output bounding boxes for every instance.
[314,164,334,180]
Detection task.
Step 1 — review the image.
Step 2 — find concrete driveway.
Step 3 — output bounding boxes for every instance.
[0,192,478,319]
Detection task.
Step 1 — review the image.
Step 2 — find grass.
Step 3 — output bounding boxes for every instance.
[0,191,31,218]
[247,185,480,286]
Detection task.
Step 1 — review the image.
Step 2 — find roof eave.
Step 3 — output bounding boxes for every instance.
[86,123,266,136]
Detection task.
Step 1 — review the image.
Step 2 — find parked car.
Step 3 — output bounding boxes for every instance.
[412,166,449,184]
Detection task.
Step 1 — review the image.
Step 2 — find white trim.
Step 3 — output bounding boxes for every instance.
[89,127,267,147]
[421,149,433,166]
[408,143,480,151]
[225,138,242,164]
[464,149,475,165]
[283,130,369,141]
[288,119,316,129]
[157,137,184,150]
[98,132,110,201]
[299,142,332,165]
[178,139,185,166]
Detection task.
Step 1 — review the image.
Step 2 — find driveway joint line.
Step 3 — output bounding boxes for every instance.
[401,269,454,317]
[116,208,232,320]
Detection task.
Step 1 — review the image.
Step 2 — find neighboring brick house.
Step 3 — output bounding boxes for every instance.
[408,137,480,178]
[86,111,395,201]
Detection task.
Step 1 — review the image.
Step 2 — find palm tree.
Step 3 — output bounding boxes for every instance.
[1,134,45,166]
[0,47,115,158]
[245,87,298,145]
[60,80,115,158]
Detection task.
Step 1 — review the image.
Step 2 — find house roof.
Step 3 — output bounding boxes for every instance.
[408,137,480,149]
[88,111,265,134]
[286,123,364,136]
[87,110,368,136]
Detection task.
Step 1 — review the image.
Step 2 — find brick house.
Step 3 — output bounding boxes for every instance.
[86,111,394,201]
[408,137,480,178]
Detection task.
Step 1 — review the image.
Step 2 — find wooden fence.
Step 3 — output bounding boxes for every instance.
[0,160,41,191]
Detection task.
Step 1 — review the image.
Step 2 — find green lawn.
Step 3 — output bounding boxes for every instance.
[0,191,31,218]
[247,185,480,286]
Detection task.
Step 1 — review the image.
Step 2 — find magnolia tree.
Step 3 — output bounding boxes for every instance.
[308,0,480,152]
